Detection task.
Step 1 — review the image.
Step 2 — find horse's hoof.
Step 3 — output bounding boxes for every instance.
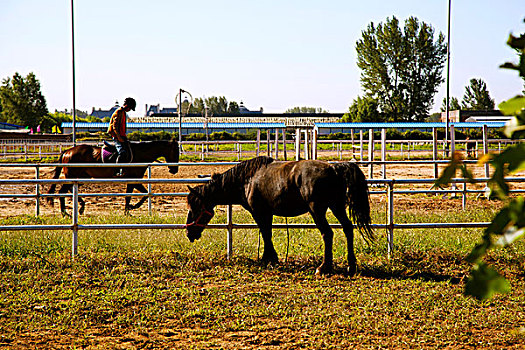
[315,265,333,276]
[346,265,357,277]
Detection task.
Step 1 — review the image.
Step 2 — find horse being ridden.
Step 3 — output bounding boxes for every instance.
[186,156,374,276]
[47,139,179,216]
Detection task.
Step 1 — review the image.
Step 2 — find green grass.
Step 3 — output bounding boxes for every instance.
[1,206,524,348]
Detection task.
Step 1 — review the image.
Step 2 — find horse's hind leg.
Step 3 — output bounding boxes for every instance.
[309,204,334,275]
[331,204,357,276]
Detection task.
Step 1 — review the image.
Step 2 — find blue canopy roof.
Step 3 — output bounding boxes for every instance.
[61,122,286,129]
[315,122,506,129]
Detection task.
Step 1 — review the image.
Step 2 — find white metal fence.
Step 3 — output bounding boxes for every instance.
[2,162,524,259]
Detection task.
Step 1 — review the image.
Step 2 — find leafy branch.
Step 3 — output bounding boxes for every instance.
[436,20,525,300]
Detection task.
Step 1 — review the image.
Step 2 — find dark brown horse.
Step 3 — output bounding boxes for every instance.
[47,139,179,216]
[186,156,374,276]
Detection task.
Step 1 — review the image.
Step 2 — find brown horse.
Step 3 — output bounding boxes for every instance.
[185,156,374,276]
[47,139,179,216]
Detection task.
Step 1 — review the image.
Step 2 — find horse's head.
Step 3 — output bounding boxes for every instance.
[166,140,180,175]
[185,186,214,242]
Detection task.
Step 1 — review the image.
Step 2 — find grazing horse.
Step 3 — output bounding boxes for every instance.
[47,139,179,216]
[185,156,374,276]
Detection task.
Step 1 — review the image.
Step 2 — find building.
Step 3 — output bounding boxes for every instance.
[90,101,120,119]
[440,109,511,123]
[145,104,178,116]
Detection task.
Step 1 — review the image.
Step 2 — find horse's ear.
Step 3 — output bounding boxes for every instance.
[187,186,202,198]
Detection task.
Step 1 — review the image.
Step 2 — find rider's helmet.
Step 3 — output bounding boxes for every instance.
[124,97,136,111]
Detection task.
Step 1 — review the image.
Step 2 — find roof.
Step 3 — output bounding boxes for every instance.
[61,122,287,129]
[316,122,507,129]
[0,122,23,130]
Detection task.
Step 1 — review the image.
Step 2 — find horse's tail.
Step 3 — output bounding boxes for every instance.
[331,162,374,244]
[46,152,64,206]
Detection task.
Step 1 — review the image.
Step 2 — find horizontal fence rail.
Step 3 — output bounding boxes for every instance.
[1,162,525,259]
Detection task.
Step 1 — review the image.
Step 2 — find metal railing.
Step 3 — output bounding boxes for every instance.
[1,162,524,259]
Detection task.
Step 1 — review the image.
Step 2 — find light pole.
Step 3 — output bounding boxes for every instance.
[176,89,193,145]
[445,0,452,156]
[71,0,76,145]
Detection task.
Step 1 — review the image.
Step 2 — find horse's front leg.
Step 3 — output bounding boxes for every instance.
[58,185,71,217]
[124,184,135,215]
[128,184,149,211]
[252,213,278,264]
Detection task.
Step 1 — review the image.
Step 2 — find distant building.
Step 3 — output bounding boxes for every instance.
[440,109,511,123]
[90,101,120,119]
[238,101,263,114]
[145,104,178,116]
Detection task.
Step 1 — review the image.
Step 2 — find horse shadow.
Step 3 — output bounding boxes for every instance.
[233,254,466,285]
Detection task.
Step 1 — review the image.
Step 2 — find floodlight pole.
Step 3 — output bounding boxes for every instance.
[71,0,77,145]
[445,0,451,156]
[178,88,184,144]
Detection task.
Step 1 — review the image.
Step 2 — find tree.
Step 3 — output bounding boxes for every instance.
[440,96,461,112]
[284,106,328,113]
[227,101,240,114]
[0,72,48,128]
[342,96,384,122]
[188,96,239,115]
[356,16,446,122]
[461,78,495,110]
[436,23,525,300]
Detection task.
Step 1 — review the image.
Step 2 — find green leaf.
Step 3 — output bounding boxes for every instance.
[495,227,525,247]
[466,239,491,264]
[434,152,463,187]
[485,207,512,235]
[464,262,511,300]
[498,96,525,117]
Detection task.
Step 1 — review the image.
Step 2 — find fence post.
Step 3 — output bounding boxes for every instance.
[227,204,233,259]
[72,182,79,258]
[147,166,152,215]
[381,128,386,179]
[295,128,301,161]
[359,130,364,161]
[35,166,40,216]
[432,128,438,178]
[483,124,489,178]
[274,129,279,159]
[267,130,271,157]
[304,130,309,160]
[312,127,318,160]
[256,130,261,157]
[282,129,287,160]
[368,129,374,179]
[387,181,394,258]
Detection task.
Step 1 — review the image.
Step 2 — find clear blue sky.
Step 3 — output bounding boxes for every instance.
[1,0,524,117]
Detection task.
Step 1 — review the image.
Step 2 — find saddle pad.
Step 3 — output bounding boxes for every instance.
[101,147,113,163]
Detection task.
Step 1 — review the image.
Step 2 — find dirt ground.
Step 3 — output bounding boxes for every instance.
[0,158,508,218]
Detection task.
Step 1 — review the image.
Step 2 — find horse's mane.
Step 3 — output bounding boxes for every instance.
[210,156,274,187]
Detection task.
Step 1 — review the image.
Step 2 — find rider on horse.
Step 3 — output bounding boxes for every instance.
[107,97,135,176]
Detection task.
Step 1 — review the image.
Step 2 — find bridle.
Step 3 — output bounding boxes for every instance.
[186,205,213,228]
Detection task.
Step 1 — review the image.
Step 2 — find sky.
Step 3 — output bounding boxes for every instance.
[1,0,524,118]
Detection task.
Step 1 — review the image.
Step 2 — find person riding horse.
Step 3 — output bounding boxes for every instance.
[107,97,135,176]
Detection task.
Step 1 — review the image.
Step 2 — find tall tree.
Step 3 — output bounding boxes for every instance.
[342,96,384,122]
[461,78,495,110]
[356,16,446,122]
[0,72,48,128]
[440,96,461,112]
[284,106,328,113]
